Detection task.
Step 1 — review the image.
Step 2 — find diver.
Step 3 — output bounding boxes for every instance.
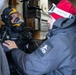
[0,7,33,75]
[0,7,33,52]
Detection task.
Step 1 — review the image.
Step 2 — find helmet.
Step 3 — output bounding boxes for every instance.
[1,7,17,21]
[9,8,17,15]
[1,7,25,31]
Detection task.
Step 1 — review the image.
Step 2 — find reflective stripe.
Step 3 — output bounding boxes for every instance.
[48,3,73,18]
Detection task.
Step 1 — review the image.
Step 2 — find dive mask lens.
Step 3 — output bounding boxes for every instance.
[14,17,23,24]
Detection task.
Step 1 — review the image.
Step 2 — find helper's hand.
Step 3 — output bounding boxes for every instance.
[3,40,18,50]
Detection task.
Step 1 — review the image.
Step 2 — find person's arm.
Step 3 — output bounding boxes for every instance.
[0,44,10,75]
[3,37,69,75]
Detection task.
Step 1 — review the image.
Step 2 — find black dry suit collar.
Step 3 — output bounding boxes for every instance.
[49,16,76,35]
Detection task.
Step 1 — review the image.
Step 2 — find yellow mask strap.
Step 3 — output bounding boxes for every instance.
[9,8,17,15]
[12,23,21,27]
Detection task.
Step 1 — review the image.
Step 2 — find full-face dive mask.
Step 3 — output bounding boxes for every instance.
[1,7,25,31]
[10,11,24,27]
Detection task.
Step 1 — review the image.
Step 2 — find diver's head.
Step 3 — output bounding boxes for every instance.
[1,7,24,27]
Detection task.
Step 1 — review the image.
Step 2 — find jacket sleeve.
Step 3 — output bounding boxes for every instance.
[11,36,69,75]
[0,44,10,75]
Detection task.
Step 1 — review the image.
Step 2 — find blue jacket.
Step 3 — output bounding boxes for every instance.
[0,44,10,75]
[11,16,76,75]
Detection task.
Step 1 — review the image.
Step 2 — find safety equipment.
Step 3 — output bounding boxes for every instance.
[1,7,17,21]
[48,3,73,18]
[48,0,76,20]
[9,8,17,15]
[1,7,24,27]
[11,13,24,27]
